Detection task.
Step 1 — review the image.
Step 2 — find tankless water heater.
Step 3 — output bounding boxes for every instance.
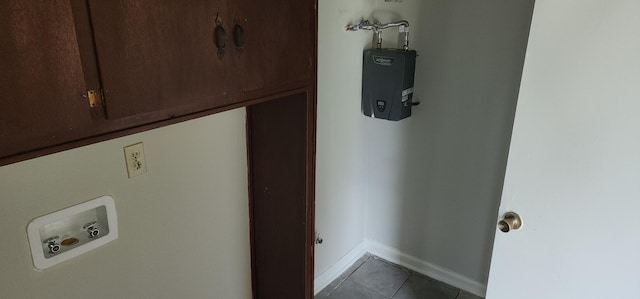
[362,48,416,121]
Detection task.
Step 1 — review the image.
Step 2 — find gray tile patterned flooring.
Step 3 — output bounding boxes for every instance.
[316,254,484,299]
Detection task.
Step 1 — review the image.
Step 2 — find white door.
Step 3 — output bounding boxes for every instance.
[485,1,640,298]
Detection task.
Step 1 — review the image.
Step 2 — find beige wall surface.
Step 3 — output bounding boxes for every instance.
[0,109,251,299]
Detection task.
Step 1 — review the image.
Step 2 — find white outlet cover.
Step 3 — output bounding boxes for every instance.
[27,196,118,270]
[124,142,147,178]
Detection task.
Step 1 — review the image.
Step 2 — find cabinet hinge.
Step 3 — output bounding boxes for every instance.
[85,89,103,108]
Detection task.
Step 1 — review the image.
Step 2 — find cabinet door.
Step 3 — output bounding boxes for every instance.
[232,0,315,98]
[0,1,93,159]
[248,92,314,299]
[88,0,239,119]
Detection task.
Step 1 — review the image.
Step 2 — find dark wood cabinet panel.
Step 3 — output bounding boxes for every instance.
[233,0,315,95]
[88,0,239,119]
[247,92,315,299]
[0,1,93,158]
[88,0,315,120]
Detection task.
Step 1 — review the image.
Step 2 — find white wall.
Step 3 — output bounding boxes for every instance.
[316,0,535,294]
[0,109,252,298]
[365,0,534,287]
[314,0,372,277]
[315,0,423,278]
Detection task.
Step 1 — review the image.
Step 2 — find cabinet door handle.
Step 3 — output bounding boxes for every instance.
[215,24,226,59]
[233,24,245,49]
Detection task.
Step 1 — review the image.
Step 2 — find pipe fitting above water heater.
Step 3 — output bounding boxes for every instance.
[345,20,411,50]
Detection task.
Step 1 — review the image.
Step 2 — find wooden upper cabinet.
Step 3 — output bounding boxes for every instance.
[232,0,315,97]
[88,0,238,119]
[88,0,316,119]
[1,0,316,164]
[0,1,92,159]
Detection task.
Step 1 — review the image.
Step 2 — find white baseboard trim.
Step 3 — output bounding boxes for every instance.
[365,239,487,298]
[313,241,368,295]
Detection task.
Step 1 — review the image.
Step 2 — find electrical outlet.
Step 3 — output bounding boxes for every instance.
[123,142,146,178]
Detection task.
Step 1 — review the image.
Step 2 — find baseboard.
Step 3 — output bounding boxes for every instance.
[313,241,367,295]
[365,239,487,297]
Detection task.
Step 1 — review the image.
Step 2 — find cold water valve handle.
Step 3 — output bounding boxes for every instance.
[43,236,61,254]
[84,221,100,238]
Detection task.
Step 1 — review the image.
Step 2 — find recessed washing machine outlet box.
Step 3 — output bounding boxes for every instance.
[27,195,118,270]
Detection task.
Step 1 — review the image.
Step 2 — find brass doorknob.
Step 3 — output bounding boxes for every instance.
[498,212,522,233]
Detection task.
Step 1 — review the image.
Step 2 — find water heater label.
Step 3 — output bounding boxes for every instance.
[373,56,395,66]
[376,100,387,112]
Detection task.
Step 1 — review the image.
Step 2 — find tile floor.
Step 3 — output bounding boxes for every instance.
[316,254,484,299]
